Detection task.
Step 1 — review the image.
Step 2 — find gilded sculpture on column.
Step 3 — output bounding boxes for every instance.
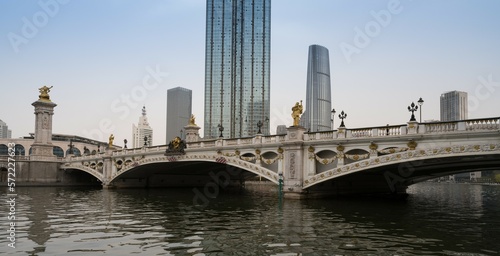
[291,100,303,127]
[108,134,114,148]
[38,85,53,102]
[189,114,196,126]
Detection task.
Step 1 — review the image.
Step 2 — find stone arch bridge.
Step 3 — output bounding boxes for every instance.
[59,118,500,197]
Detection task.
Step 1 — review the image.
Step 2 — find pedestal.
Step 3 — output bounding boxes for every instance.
[184,124,201,143]
[407,121,419,135]
[31,99,57,158]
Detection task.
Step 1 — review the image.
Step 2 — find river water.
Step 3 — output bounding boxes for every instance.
[1,183,499,255]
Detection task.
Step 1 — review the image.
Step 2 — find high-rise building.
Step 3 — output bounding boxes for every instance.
[132,106,153,148]
[204,0,271,138]
[0,119,12,138]
[301,44,332,132]
[166,87,192,142]
[440,91,468,121]
[440,91,479,180]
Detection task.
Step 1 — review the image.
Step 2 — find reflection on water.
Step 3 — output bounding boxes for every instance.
[1,183,499,255]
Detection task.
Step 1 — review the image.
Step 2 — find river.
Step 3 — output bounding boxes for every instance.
[1,183,499,255]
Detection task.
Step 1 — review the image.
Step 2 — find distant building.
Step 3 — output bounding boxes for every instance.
[440,91,468,121]
[301,45,332,132]
[132,106,153,148]
[276,125,287,135]
[0,119,12,138]
[204,0,271,138]
[440,91,480,180]
[166,87,192,142]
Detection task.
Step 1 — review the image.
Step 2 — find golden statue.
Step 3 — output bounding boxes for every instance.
[38,85,53,102]
[189,114,196,126]
[291,100,303,126]
[108,134,114,148]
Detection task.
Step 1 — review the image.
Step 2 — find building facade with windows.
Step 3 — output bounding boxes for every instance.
[166,87,192,142]
[204,0,271,138]
[132,106,153,148]
[0,119,12,138]
[440,91,468,121]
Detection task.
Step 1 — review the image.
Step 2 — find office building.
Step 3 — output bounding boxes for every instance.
[204,0,271,138]
[440,91,468,121]
[0,119,12,138]
[301,44,332,131]
[132,106,153,147]
[166,87,192,142]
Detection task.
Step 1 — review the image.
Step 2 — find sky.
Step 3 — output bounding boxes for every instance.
[1,0,499,147]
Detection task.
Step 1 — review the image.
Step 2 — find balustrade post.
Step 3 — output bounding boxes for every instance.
[337,127,346,138]
[457,121,466,131]
[407,121,419,134]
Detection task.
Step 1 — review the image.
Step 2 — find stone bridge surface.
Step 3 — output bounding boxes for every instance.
[59,118,500,197]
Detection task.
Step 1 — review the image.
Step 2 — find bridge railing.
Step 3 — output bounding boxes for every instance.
[423,117,500,134]
[465,117,500,131]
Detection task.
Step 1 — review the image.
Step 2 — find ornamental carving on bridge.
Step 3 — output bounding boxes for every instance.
[165,136,186,155]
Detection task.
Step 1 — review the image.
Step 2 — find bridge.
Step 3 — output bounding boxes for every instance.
[58,117,500,197]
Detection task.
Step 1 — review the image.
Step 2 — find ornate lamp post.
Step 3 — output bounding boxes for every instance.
[417,97,424,123]
[256,117,269,135]
[144,136,148,147]
[123,139,127,149]
[408,102,418,122]
[331,108,336,130]
[218,124,224,138]
[338,110,347,128]
[257,120,263,134]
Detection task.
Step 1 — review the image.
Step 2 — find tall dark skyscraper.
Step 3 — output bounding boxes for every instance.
[204,0,271,138]
[301,44,332,132]
[166,87,192,142]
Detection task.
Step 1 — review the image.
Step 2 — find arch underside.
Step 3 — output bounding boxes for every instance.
[60,164,104,182]
[304,151,500,189]
[110,155,280,185]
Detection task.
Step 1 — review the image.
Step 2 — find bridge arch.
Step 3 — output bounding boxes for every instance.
[60,163,104,182]
[109,154,280,185]
[303,143,500,189]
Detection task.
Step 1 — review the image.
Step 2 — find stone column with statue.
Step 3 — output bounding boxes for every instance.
[184,114,201,143]
[284,101,307,198]
[31,85,57,160]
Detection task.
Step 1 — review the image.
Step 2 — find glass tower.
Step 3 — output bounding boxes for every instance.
[301,44,332,132]
[204,0,271,138]
[440,91,468,121]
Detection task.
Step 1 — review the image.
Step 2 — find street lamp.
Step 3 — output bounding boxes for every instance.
[417,97,424,123]
[218,124,224,138]
[331,108,336,130]
[124,139,127,149]
[338,110,347,128]
[257,120,263,134]
[408,102,418,122]
[256,117,269,135]
[144,136,148,147]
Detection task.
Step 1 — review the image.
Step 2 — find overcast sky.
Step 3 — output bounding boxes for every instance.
[1,0,499,146]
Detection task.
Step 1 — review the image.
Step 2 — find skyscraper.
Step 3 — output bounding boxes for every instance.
[204,0,271,138]
[166,87,192,142]
[440,91,468,121]
[132,106,153,147]
[301,44,332,132]
[0,119,12,138]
